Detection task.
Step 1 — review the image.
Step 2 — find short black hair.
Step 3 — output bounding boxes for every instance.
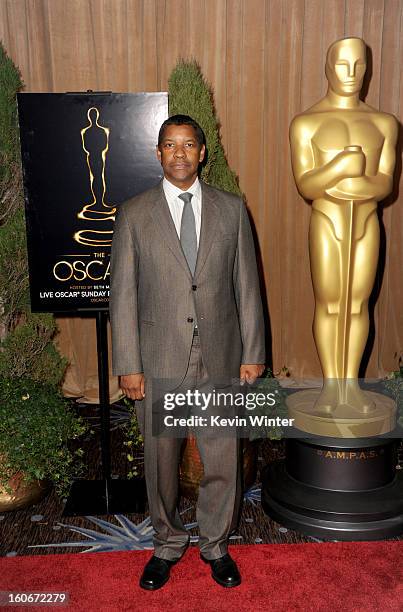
[158,114,205,147]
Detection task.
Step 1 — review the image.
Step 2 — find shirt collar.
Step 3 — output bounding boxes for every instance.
[163,176,201,201]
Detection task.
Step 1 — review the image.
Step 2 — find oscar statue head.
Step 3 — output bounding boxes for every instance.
[325,37,366,97]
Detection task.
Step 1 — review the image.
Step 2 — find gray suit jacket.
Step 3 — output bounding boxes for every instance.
[109,180,265,383]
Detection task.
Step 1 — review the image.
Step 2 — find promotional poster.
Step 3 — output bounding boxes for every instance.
[18,92,168,312]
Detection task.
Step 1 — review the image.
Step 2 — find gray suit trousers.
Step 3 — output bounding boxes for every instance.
[140,333,242,561]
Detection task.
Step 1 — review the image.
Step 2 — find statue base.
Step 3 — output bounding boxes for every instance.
[287,389,396,437]
[261,433,403,540]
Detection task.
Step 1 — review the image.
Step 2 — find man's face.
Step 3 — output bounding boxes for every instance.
[326,39,366,96]
[157,124,205,189]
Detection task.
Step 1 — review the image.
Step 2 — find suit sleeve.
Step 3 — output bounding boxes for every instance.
[109,205,143,376]
[233,200,265,365]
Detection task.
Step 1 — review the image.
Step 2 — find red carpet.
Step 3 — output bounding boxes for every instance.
[1,542,402,611]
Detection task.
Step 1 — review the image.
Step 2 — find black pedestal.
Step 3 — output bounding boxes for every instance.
[63,478,146,516]
[262,434,403,540]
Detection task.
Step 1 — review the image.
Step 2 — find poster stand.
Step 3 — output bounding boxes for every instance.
[63,310,146,516]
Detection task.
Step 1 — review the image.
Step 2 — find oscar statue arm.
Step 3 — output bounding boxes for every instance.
[290,116,366,201]
[333,116,398,201]
[109,204,143,377]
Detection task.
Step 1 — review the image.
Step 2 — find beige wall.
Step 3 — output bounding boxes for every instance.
[1,0,401,392]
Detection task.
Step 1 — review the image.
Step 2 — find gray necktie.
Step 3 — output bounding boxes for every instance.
[179,192,197,276]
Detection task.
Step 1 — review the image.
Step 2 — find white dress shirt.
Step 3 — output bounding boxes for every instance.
[162,177,202,247]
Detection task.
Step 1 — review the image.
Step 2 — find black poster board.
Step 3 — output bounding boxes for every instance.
[18,92,168,313]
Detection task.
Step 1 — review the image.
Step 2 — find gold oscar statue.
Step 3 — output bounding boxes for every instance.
[289,37,398,436]
[74,107,116,247]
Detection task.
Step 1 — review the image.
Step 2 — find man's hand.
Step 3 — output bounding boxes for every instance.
[240,364,265,385]
[120,373,145,400]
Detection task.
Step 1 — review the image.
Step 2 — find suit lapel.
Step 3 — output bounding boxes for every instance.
[149,180,219,280]
[150,182,192,278]
[194,182,219,279]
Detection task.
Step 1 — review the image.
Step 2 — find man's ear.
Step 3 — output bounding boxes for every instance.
[156,145,162,163]
[199,144,206,163]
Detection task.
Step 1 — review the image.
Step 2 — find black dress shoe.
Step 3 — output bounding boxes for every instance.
[200,553,241,588]
[139,555,174,590]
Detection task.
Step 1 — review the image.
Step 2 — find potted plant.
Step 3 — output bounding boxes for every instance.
[0,377,87,511]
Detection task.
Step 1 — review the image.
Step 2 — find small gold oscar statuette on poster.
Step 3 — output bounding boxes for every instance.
[74,107,116,247]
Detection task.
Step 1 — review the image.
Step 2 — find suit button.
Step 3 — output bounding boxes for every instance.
[192,285,197,291]
[187,317,194,323]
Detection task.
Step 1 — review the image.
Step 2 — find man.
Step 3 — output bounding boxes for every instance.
[110,115,265,589]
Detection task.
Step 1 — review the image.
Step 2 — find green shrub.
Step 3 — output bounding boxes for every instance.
[168,59,241,196]
[0,41,67,384]
[383,359,403,428]
[0,378,88,497]
[122,397,144,478]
